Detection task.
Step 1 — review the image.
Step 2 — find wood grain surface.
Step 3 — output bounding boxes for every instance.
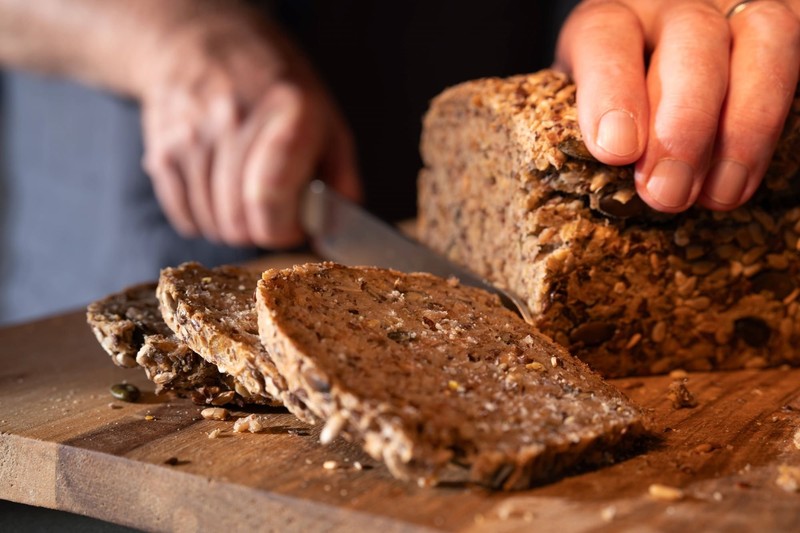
[1,254,800,532]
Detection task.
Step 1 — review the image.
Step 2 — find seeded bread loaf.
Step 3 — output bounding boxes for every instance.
[157,262,317,422]
[256,262,647,489]
[86,283,239,402]
[418,69,800,377]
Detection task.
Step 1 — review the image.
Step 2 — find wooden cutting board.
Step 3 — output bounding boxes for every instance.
[1,254,800,532]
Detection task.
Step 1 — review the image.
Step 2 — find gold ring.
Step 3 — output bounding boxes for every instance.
[726,0,771,18]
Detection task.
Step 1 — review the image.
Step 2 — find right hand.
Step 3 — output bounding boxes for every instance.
[555,0,800,213]
[139,11,360,248]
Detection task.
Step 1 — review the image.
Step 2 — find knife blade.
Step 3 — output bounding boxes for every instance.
[300,180,532,322]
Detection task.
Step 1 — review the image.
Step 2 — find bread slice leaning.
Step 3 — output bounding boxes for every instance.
[86,282,238,402]
[256,262,648,489]
[157,262,317,422]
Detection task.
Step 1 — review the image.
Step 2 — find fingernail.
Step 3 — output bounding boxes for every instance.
[596,109,638,157]
[703,160,749,206]
[645,159,695,208]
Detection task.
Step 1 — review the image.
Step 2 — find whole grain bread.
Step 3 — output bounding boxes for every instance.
[86,283,239,402]
[418,69,800,377]
[256,262,647,490]
[157,262,317,422]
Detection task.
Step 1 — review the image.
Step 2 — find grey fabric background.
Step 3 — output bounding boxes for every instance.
[0,74,260,325]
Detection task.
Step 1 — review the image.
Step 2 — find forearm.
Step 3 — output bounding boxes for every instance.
[0,0,254,97]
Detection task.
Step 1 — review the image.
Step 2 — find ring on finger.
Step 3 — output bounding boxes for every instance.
[725,0,782,18]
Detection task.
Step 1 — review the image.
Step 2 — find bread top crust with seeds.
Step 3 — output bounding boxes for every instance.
[422,69,800,222]
[157,262,317,421]
[418,69,800,377]
[257,262,647,489]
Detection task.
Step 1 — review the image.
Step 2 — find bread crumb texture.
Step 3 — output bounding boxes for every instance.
[648,483,685,501]
[776,465,800,492]
[157,262,317,421]
[86,282,237,398]
[257,262,647,490]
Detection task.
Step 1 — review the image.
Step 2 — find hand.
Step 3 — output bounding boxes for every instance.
[140,11,360,248]
[555,0,800,212]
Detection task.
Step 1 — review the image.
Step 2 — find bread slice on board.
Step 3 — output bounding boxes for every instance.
[157,262,317,422]
[256,262,648,490]
[86,283,239,402]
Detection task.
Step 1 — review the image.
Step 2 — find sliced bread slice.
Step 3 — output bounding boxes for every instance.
[157,262,317,421]
[86,283,239,402]
[256,262,648,489]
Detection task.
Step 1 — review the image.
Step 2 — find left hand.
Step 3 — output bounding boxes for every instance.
[555,0,800,212]
[139,11,360,249]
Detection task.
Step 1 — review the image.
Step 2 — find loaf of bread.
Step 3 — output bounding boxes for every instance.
[418,69,800,377]
[256,262,647,489]
[86,283,240,403]
[157,262,317,421]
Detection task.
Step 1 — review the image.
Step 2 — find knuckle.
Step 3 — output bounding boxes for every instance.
[571,0,641,31]
[575,0,635,18]
[243,190,266,211]
[668,2,730,37]
[660,103,719,133]
[142,151,169,176]
[177,123,201,146]
[242,177,270,207]
[655,105,719,151]
[669,2,721,22]
[266,117,304,152]
[243,184,279,209]
[743,3,800,42]
[151,122,198,152]
[210,95,239,131]
[725,106,786,140]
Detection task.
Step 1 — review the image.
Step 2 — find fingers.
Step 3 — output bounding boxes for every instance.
[144,107,224,243]
[241,84,317,248]
[634,2,731,212]
[182,145,218,241]
[699,1,800,209]
[555,0,649,165]
[142,150,198,238]
[211,126,252,247]
[140,16,351,249]
[231,86,361,250]
[560,0,800,213]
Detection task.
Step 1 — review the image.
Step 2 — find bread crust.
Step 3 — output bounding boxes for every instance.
[86,282,238,400]
[257,262,647,489]
[418,69,800,377]
[157,262,317,421]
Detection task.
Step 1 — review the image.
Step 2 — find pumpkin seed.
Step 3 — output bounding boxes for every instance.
[110,383,140,402]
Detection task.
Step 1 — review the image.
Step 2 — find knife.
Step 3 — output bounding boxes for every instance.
[300,180,532,322]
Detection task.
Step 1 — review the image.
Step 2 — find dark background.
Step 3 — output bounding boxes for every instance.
[276,0,574,221]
